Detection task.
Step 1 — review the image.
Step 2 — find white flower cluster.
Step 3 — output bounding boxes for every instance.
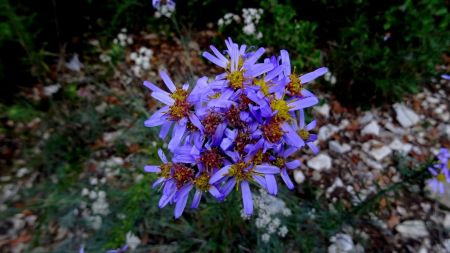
[242,189,291,243]
[76,157,124,230]
[217,13,241,27]
[113,28,133,47]
[155,4,175,18]
[242,8,263,39]
[217,8,264,39]
[80,187,110,230]
[130,47,153,77]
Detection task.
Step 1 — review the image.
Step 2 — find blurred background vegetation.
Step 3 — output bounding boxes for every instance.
[1,0,448,105]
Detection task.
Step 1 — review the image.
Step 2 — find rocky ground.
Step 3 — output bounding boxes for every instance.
[0,29,449,252]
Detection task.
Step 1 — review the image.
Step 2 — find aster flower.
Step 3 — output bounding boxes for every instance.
[106,245,129,253]
[202,38,273,91]
[152,0,175,11]
[144,72,206,150]
[209,150,280,215]
[270,147,302,189]
[143,38,328,217]
[428,148,450,194]
[291,109,319,154]
[428,167,449,194]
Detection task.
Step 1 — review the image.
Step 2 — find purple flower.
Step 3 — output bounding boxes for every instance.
[202,38,273,91]
[428,167,449,194]
[291,109,319,154]
[441,74,450,80]
[144,72,207,151]
[209,151,280,215]
[152,0,175,11]
[143,38,328,217]
[106,245,128,253]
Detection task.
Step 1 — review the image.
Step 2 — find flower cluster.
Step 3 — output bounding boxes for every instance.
[244,189,292,243]
[130,46,153,77]
[152,0,176,18]
[113,28,133,47]
[217,8,264,39]
[428,148,450,194]
[144,38,327,218]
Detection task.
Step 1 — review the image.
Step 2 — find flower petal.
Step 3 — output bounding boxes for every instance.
[299,67,328,84]
[191,189,202,209]
[286,160,301,170]
[144,165,161,173]
[265,174,278,195]
[159,71,176,92]
[280,168,294,190]
[254,164,280,174]
[209,165,231,184]
[241,181,253,216]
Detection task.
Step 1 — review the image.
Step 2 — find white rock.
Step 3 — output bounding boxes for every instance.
[395,220,429,238]
[389,139,412,154]
[293,170,305,184]
[361,121,380,136]
[44,84,61,97]
[393,103,420,128]
[16,168,29,178]
[363,157,384,170]
[443,213,450,229]
[307,153,332,171]
[329,233,354,253]
[126,231,141,250]
[318,124,339,141]
[369,146,392,161]
[329,141,351,154]
[65,54,84,72]
[385,121,406,135]
[359,112,374,125]
[315,104,330,118]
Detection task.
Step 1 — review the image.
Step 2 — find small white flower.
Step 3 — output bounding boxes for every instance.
[261,233,270,243]
[90,177,98,185]
[243,23,256,35]
[81,188,89,196]
[89,191,97,200]
[278,226,288,237]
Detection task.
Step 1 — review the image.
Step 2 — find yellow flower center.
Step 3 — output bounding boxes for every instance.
[252,150,268,165]
[287,74,302,96]
[254,78,269,95]
[228,162,251,182]
[194,172,211,191]
[227,71,245,89]
[270,99,292,121]
[274,157,286,168]
[170,88,189,101]
[298,129,310,140]
[438,173,446,183]
[159,163,172,178]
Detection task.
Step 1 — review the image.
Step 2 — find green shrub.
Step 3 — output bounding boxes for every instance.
[302,0,449,105]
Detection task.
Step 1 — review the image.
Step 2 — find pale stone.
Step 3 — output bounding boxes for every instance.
[293,170,305,184]
[369,146,392,161]
[329,141,351,154]
[307,153,332,171]
[395,220,429,238]
[393,103,420,128]
[389,139,412,154]
[315,103,330,118]
[361,121,380,136]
